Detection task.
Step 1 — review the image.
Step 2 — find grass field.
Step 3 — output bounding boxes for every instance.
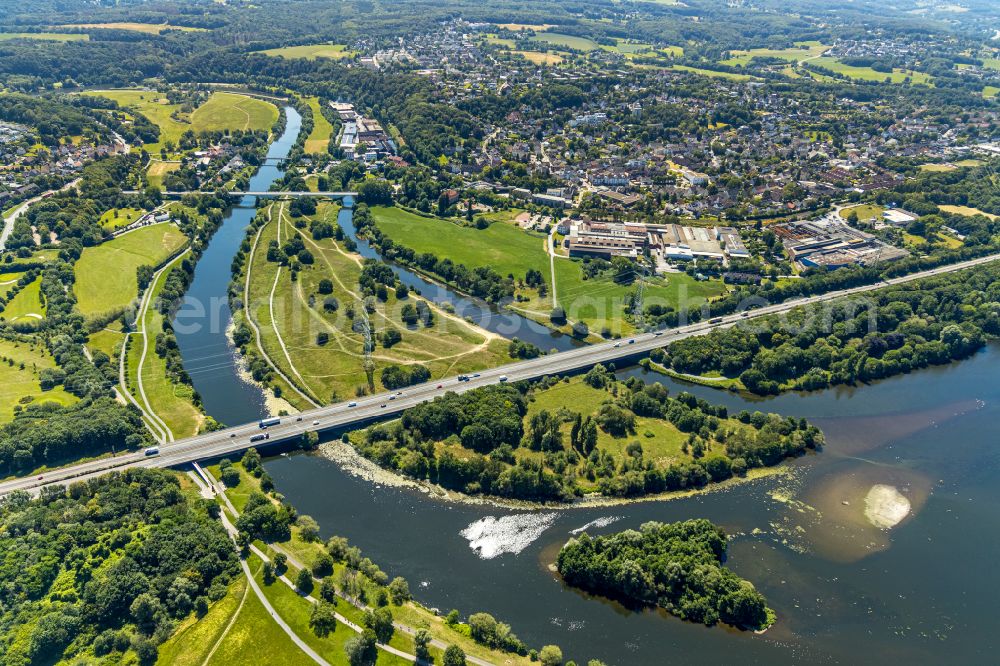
[74,223,187,318]
[156,576,250,666]
[58,22,206,34]
[99,206,145,231]
[721,41,828,67]
[0,272,25,300]
[257,43,354,60]
[840,203,884,222]
[125,251,204,439]
[811,57,932,85]
[666,64,755,81]
[529,32,599,51]
[0,32,88,41]
[919,163,958,172]
[527,378,689,470]
[938,204,998,220]
[514,50,564,65]
[85,90,277,154]
[243,203,508,408]
[984,86,1000,99]
[192,92,279,133]
[146,160,180,188]
[304,97,333,154]
[2,278,45,322]
[371,206,727,336]
[372,206,552,305]
[497,23,555,31]
[0,338,77,424]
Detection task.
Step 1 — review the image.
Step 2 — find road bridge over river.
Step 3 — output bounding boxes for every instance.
[123,191,357,198]
[3,252,999,496]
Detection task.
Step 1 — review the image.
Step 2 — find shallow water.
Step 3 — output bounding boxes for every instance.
[266,345,1000,665]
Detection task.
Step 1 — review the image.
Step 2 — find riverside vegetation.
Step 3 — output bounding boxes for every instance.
[557,519,774,630]
[352,366,823,502]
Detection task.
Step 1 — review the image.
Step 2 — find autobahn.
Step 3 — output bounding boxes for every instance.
[3,251,999,496]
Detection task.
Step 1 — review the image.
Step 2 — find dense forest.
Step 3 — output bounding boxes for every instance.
[660,261,1000,394]
[557,519,773,630]
[0,469,238,665]
[354,369,823,501]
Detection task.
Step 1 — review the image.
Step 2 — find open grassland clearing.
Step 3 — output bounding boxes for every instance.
[84,90,277,154]
[551,258,727,337]
[372,205,554,311]
[840,203,884,222]
[515,50,564,65]
[0,32,88,41]
[146,159,180,187]
[983,86,999,99]
[57,22,206,34]
[74,222,187,318]
[192,92,279,133]
[938,204,998,220]
[99,206,146,230]
[1,277,45,322]
[304,97,334,154]
[497,23,555,31]
[665,64,756,81]
[155,576,250,666]
[256,43,355,60]
[244,203,507,408]
[125,252,203,440]
[811,57,932,85]
[721,41,828,66]
[0,272,25,300]
[0,338,77,424]
[529,32,599,51]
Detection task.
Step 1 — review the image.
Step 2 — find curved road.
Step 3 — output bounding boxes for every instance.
[3,251,999,496]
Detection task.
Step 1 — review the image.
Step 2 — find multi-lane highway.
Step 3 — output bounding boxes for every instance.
[3,251,998,496]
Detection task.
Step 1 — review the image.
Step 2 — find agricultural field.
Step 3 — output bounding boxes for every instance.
[99,206,146,231]
[256,43,354,60]
[811,57,932,85]
[84,90,277,154]
[241,202,508,408]
[73,223,188,319]
[57,22,206,34]
[514,50,564,65]
[721,41,829,67]
[0,32,88,41]
[304,97,334,154]
[0,338,77,424]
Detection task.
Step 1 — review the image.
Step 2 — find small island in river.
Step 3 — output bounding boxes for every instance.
[557,519,775,631]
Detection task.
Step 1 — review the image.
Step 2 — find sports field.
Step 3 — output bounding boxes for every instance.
[256,43,354,60]
[74,223,188,318]
[304,97,333,154]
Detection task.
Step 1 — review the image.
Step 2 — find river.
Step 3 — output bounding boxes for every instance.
[264,346,1000,665]
[172,106,1000,664]
[173,106,576,428]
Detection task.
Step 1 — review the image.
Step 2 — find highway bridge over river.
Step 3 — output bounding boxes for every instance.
[2,252,999,496]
